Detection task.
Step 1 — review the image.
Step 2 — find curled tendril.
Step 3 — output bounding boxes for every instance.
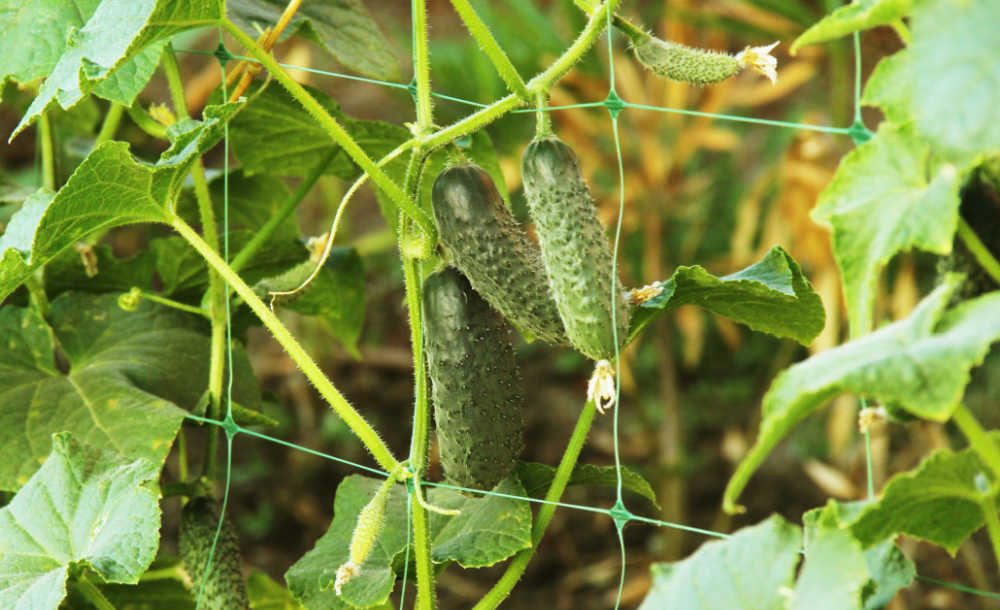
[587,360,617,414]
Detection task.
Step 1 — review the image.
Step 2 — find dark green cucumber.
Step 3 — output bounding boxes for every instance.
[423,268,524,490]
[431,164,566,345]
[521,136,629,361]
[179,497,250,610]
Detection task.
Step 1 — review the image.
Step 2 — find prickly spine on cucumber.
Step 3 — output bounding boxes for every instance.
[422,267,524,490]
[179,497,250,610]
[521,136,629,362]
[431,164,566,345]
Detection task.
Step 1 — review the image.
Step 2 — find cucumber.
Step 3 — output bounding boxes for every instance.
[521,136,629,361]
[423,268,524,490]
[431,164,566,345]
[179,497,250,610]
[632,36,740,85]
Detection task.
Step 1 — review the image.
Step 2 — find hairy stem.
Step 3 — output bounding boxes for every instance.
[980,497,1000,573]
[449,0,530,99]
[170,215,399,473]
[573,0,648,44]
[94,102,125,146]
[473,400,599,609]
[957,217,1000,286]
[410,493,436,610]
[126,103,168,140]
[412,0,434,132]
[221,19,437,243]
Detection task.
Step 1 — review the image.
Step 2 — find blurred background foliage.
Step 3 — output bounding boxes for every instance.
[2,0,998,607]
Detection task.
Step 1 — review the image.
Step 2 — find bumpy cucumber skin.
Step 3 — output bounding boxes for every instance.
[180,497,250,610]
[633,37,739,85]
[431,164,566,345]
[423,268,524,490]
[521,137,629,361]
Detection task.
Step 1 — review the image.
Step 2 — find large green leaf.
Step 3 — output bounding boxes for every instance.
[286,473,532,608]
[0,0,164,108]
[228,83,409,181]
[177,170,300,243]
[253,247,366,357]
[45,244,157,298]
[804,500,916,609]
[792,523,869,610]
[227,0,399,81]
[0,102,240,301]
[10,0,224,139]
[0,292,262,491]
[811,122,962,336]
[638,515,802,610]
[0,433,160,610]
[515,461,659,509]
[791,0,911,53]
[426,475,532,568]
[723,280,1000,513]
[849,438,1000,553]
[628,245,825,346]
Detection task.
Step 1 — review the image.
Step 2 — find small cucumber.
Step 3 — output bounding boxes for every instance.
[423,268,524,490]
[179,497,250,610]
[521,136,629,361]
[632,36,740,85]
[431,164,566,345]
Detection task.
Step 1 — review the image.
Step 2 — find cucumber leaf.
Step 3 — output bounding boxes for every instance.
[792,522,869,610]
[811,122,962,336]
[850,438,1000,553]
[9,0,225,140]
[515,461,659,509]
[228,0,399,81]
[791,0,911,53]
[0,433,161,610]
[627,245,825,346]
[862,0,1000,160]
[723,280,1000,513]
[0,292,264,491]
[0,102,240,301]
[638,515,802,610]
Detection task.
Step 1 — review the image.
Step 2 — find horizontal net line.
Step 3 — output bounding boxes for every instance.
[174,47,852,135]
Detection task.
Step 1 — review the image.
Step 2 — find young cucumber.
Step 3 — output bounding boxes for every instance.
[423,267,524,490]
[431,164,566,345]
[521,137,629,361]
[180,497,250,610]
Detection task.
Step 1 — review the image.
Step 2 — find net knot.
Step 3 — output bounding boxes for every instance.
[603,91,626,120]
[609,500,633,529]
[213,42,235,65]
[848,119,873,146]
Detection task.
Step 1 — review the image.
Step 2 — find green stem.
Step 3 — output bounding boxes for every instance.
[534,90,552,137]
[220,18,437,243]
[94,102,125,146]
[163,42,227,479]
[527,0,619,95]
[573,0,648,44]
[473,400,599,610]
[411,496,436,610]
[957,217,1000,286]
[169,215,399,473]
[449,0,530,99]
[126,104,168,140]
[138,290,211,318]
[980,497,1000,573]
[889,19,912,45]
[24,272,50,319]
[412,0,434,132]
[162,43,190,121]
[38,111,55,191]
[229,147,336,273]
[74,574,115,610]
[953,404,1000,483]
